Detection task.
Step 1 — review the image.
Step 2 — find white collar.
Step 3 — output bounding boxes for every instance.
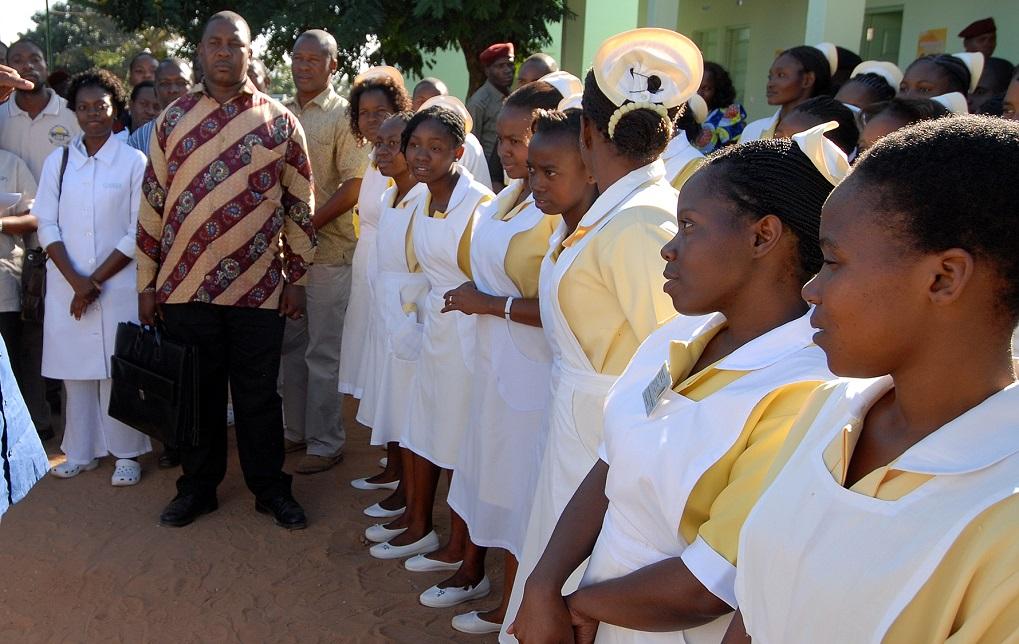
[69,134,120,169]
[685,309,818,371]
[488,178,528,215]
[839,377,1019,476]
[662,133,692,162]
[6,88,63,118]
[576,159,666,230]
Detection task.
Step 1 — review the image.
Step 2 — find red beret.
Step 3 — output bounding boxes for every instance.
[480,43,515,67]
[958,17,996,39]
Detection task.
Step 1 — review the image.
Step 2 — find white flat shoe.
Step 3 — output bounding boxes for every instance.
[365,523,407,543]
[379,457,388,468]
[369,531,440,560]
[419,576,491,608]
[452,611,502,634]
[49,458,99,479]
[111,459,142,486]
[364,502,405,519]
[404,554,463,573]
[350,477,399,491]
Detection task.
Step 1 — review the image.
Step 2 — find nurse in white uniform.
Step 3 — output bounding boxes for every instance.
[337,66,411,399]
[725,116,1019,644]
[367,105,494,561]
[741,45,834,143]
[350,111,425,517]
[510,125,844,643]
[663,92,706,190]
[34,70,151,486]
[501,28,702,643]
[405,79,577,631]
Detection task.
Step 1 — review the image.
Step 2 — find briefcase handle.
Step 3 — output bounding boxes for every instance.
[134,323,166,363]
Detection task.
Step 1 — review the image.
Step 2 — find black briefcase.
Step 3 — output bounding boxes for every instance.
[108,322,200,448]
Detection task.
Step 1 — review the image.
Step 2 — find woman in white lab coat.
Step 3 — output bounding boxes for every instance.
[724,116,1019,644]
[35,70,150,486]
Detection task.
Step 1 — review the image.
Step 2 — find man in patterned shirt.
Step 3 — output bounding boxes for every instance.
[137,11,316,530]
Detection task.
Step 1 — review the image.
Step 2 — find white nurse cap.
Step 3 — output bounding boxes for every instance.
[950,52,985,93]
[791,121,850,186]
[687,93,708,124]
[557,93,583,112]
[539,71,584,100]
[932,92,969,115]
[418,95,474,134]
[813,42,839,76]
[850,60,904,90]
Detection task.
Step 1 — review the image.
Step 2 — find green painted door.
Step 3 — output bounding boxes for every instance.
[859,8,903,63]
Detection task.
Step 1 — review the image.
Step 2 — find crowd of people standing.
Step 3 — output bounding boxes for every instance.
[0,8,1018,643]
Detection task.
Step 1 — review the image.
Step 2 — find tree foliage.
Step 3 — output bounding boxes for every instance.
[19,1,172,80]
[85,0,572,95]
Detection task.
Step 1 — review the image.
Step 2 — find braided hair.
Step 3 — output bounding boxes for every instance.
[349,76,412,143]
[504,80,563,112]
[789,96,860,154]
[400,105,466,154]
[782,46,833,97]
[66,68,129,119]
[841,72,897,104]
[905,55,971,95]
[702,139,835,278]
[849,115,1019,318]
[862,97,950,125]
[703,62,737,110]
[581,70,678,165]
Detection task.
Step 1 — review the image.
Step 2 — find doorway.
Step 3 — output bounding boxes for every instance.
[859,7,903,63]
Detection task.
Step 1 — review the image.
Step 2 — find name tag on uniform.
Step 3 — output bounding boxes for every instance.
[642,362,671,416]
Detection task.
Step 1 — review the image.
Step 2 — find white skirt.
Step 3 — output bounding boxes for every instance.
[447,314,551,557]
[337,228,377,397]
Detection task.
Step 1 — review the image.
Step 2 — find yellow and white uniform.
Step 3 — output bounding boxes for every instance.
[401,171,494,468]
[356,181,427,435]
[501,159,679,642]
[662,133,704,191]
[337,151,389,397]
[447,178,559,557]
[583,311,832,644]
[735,377,1019,644]
[739,109,780,143]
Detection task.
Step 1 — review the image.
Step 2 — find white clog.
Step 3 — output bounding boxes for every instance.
[111,459,142,486]
[49,458,99,479]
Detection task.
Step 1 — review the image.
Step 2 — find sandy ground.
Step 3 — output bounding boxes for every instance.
[0,398,504,643]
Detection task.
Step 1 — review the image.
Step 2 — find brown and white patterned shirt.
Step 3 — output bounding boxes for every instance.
[136,80,316,308]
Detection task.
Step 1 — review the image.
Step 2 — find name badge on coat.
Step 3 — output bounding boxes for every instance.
[642,362,671,416]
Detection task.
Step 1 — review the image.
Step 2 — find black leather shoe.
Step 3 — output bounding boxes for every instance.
[255,495,307,530]
[160,493,218,527]
[158,449,181,469]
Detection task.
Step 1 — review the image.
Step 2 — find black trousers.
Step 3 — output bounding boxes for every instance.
[162,303,291,501]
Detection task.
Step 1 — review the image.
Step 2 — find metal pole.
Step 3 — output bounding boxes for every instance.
[44,0,52,65]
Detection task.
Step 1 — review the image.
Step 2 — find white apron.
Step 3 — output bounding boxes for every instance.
[735,378,1019,644]
[738,109,780,143]
[337,153,388,397]
[502,161,678,643]
[401,171,493,469]
[358,182,428,440]
[447,179,555,557]
[583,312,832,644]
[662,135,704,186]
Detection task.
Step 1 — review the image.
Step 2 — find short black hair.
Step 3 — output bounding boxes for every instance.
[842,72,897,104]
[781,46,833,97]
[981,57,1015,94]
[130,80,155,102]
[790,96,860,154]
[849,115,1019,319]
[581,69,678,165]
[66,68,129,119]
[701,138,836,278]
[400,105,466,154]
[504,80,563,112]
[531,108,582,140]
[703,62,736,110]
[863,97,950,125]
[129,51,157,69]
[905,54,971,95]
[349,75,412,144]
[6,38,45,63]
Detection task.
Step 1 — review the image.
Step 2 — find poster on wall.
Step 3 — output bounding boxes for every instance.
[917,28,948,57]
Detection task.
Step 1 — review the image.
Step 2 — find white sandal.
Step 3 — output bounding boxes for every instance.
[50,459,99,479]
[111,459,142,486]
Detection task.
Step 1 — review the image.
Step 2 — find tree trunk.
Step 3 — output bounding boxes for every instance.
[459,37,487,99]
